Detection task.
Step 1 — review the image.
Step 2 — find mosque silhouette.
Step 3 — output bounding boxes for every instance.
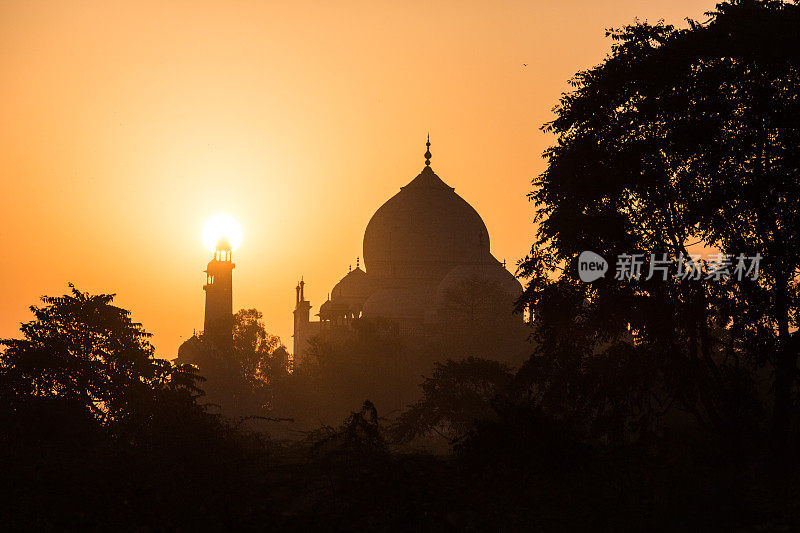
[179,137,526,368]
[292,137,524,364]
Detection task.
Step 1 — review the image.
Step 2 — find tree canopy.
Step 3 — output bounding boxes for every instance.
[0,283,202,432]
[518,0,800,446]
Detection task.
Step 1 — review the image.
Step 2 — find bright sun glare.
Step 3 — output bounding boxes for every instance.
[202,214,243,252]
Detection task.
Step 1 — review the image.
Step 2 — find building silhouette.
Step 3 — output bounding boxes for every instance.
[293,137,524,365]
[202,237,235,347]
[204,237,235,339]
[176,238,235,363]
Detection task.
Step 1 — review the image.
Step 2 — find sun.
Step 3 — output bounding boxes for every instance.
[202,214,243,252]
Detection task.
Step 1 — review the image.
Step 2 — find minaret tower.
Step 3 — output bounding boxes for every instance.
[293,278,312,363]
[203,237,235,345]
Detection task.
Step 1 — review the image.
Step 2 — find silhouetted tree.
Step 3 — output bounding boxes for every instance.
[393,357,513,443]
[310,400,387,463]
[230,308,290,405]
[437,278,530,367]
[0,283,202,432]
[232,308,286,384]
[177,308,289,416]
[0,285,312,530]
[277,318,424,428]
[520,0,799,446]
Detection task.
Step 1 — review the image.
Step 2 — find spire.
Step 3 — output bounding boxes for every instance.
[424,133,431,167]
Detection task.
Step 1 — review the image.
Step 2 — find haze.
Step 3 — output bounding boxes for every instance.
[0,0,715,356]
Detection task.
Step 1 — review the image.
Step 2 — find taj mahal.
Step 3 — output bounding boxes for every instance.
[180,137,527,369]
[291,138,525,364]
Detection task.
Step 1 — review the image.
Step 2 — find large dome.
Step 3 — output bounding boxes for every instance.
[363,165,490,279]
[362,287,427,322]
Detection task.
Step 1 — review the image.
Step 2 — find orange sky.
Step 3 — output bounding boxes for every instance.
[0,0,717,357]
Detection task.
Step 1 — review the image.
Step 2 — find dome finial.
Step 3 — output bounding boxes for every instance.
[424,133,431,167]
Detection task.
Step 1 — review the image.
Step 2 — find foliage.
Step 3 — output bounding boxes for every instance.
[276,318,423,428]
[232,308,287,389]
[393,357,514,442]
[454,399,592,477]
[518,0,800,445]
[438,277,531,366]
[0,283,203,432]
[177,308,289,417]
[310,400,387,463]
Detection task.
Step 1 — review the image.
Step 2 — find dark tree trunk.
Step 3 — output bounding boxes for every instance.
[772,272,794,452]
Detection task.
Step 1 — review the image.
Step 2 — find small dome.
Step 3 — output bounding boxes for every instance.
[362,287,426,322]
[363,166,490,279]
[435,259,522,309]
[176,334,204,365]
[330,267,376,307]
[319,299,332,314]
[318,296,353,320]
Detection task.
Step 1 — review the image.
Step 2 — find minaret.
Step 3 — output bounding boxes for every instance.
[293,278,312,363]
[203,237,235,346]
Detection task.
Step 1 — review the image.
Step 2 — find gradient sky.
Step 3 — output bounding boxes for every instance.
[0,0,718,357]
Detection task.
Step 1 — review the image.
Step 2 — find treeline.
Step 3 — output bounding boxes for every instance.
[177,300,528,439]
[1,283,796,530]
